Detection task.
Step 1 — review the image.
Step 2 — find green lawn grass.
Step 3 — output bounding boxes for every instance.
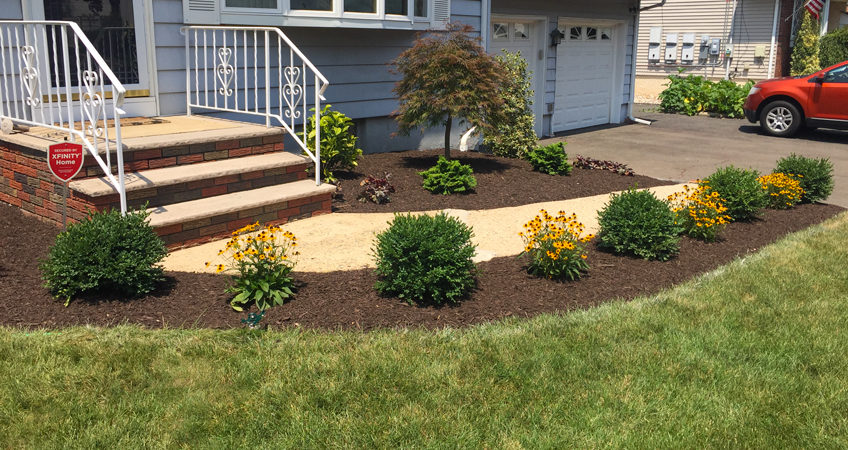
[2,213,848,448]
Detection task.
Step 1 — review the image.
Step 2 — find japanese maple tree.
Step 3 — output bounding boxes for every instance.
[392,24,507,159]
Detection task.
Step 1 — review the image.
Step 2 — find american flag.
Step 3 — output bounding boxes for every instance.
[805,0,825,19]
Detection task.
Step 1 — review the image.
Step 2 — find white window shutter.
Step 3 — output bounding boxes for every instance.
[183,0,221,25]
[432,0,451,30]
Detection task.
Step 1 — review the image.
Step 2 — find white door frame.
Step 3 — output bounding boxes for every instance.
[488,14,548,136]
[554,17,627,131]
[22,0,158,116]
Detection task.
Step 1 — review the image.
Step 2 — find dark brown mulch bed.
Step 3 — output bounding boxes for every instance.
[0,200,843,331]
[331,149,672,213]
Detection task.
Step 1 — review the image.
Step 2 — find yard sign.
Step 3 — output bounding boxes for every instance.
[47,142,84,182]
[47,142,84,228]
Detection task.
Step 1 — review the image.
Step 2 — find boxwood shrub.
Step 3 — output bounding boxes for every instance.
[775,154,834,203]
[703,166,767,221]
[373,213,477,305]
[596,187,682,261]
[40,208,168,304]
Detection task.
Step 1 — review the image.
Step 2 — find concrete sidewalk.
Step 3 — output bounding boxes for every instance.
[163,183,686,273]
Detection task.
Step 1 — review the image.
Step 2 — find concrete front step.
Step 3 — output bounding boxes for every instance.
[149,179,337,249]
[69,153,310,210]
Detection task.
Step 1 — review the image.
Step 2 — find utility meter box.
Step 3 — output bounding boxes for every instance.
[710,38,722,55]
[648,27,662,62]
[665,33,678,62]
[700,35,711,61]
[754,44,767,58]
[681,33,696,63]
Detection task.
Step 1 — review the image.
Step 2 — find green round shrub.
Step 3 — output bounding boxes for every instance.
[374,213,477,304]
[40,208,169,304]
[419,156,477,195]
[820,27,848,68]
[525,142,572,175]
[703,166,767,221]
[597,188,682,261]
[775,154,834,203]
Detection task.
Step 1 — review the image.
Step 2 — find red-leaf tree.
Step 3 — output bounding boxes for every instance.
[392,24,507,159]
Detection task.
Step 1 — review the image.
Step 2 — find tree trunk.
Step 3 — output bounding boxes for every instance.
[444,115,452,160]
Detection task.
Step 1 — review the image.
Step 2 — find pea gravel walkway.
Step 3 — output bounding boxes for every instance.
[163,183,687,273]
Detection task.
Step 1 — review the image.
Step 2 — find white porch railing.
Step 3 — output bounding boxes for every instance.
[182,26,329,186]
[0,20,127,213]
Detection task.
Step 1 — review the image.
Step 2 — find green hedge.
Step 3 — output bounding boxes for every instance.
[820,27,848,68]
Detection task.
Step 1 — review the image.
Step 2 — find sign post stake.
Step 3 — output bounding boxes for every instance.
[47,142,84,228]
[62,182,68,229]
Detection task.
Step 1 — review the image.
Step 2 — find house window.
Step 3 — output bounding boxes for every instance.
[344,0,376,13]
[585,27,597,40]
[601,28,612,40]
[569,26,582,40]
[290,0,332,10]
[414,0,427,17]
[492,23,509,41]
[513,23,529,40]
[226,0,277,7]
[385,0,407,15]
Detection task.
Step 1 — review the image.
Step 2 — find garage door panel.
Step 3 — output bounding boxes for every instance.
[552,29,615,133]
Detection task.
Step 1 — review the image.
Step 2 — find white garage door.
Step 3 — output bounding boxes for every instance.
[552,24,616,133]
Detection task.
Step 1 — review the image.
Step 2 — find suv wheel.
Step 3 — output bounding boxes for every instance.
[760,100,802,137]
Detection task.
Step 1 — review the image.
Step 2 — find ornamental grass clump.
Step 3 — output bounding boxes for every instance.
[758,173,804,209]
[419,156,477,194]
[207,222,299,311]
[703,166,767,221]
[40,208,168,305]
[597,187,683,261]
[775,154,834,203]
[374,213,477,305]
[525,142,572,175]
[667,181,731,242]
[519,209,593,281]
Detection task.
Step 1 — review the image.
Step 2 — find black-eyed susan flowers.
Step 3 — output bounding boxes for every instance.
[667,181,731,242]
[758,172,804,210]
[205,221,298,311]
[519,209,592,281]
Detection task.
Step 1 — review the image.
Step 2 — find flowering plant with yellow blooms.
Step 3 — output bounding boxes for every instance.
[519,209,592,281]
[205,222,299,311]
[667,181,731,242]
[758,172,804,210]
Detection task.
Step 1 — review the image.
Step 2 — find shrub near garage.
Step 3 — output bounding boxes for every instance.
[208,222,299,312]
[667,181,731,242]
[420,156,477,195]
[703,166,767,221]
[526,142,572,175]
[40,208,168,305]
[374,213,477,305]
[775,154,834,203]
[484,51,537,159]
[597,187,683,261]
[519,209,593,281]
[758,173,804,209]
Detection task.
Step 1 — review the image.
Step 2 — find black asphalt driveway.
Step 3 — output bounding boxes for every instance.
[543,104,848,207]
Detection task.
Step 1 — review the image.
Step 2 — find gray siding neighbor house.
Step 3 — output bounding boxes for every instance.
[4,0,647,152]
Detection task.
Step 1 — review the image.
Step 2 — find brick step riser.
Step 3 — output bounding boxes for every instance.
[80,135,286,178]
[155,193,332,249]
[76,163,310,211]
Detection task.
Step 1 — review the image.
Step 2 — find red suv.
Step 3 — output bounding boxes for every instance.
[744,60,848,137]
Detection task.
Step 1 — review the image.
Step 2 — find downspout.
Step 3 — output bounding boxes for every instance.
[724,0,739,80]
[481,0,490,51]
[768,0,780,78]
[627,1,665,125]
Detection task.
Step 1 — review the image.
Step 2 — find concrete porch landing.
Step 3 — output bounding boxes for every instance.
[3,115,284,152]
